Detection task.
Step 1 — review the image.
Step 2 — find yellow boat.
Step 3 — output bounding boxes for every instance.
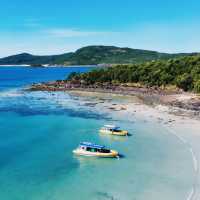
[73,142,118,158]
[99,125,128,136]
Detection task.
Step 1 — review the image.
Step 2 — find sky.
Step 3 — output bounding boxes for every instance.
[0,0,200,57]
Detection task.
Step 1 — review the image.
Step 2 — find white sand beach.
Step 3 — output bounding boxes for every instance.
[68,90,200,200]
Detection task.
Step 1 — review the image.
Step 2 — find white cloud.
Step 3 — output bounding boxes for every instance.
[0,22,200,57]
[44,28,109,38]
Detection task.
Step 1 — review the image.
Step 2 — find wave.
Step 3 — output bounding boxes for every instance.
[0,89,23,98]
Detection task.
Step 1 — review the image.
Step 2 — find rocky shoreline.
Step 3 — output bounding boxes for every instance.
[28,81,200,115]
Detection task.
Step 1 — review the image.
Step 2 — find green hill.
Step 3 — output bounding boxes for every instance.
[0,52,72,65]
[0,45,196,65]
[68,54,200,92]
[64,45,193,65]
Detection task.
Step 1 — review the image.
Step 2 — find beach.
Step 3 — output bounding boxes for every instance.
[0,66,199,200]
[68,90,200,200]
[29,81,200,118]
[1,0,200,199]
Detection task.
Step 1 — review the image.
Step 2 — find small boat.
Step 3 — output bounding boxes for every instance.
[99,125,128,136]
[73,142,118,158]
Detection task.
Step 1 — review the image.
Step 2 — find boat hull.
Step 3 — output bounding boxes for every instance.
[73,149,118,158]
[99,129,128,136]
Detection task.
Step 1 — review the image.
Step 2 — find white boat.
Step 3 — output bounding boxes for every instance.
[73,142,118,158]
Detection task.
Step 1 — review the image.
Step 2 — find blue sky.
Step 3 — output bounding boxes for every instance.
[0,0,200,57]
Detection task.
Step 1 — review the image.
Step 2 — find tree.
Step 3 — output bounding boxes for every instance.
[194,80,200,93]
[176,73,193,91]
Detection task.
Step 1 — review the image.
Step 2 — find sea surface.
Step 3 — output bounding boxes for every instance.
[0,66,195,200]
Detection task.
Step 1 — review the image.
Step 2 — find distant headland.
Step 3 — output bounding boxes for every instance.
[0,45,197,66]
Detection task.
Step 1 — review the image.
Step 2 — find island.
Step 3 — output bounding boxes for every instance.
[0,45,196,66]
[28,54,200,115]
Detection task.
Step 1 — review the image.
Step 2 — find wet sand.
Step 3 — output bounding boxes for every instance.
[68,90,200,200]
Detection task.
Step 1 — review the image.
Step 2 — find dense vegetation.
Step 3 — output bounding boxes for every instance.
[68,54,200,93]
[0,53,73,65]
[60,45,190,65]
[0,45,195,65]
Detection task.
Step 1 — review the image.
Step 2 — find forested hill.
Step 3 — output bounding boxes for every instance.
[68,54,200,92]
[0,45,196,65]
[0,53,73,65]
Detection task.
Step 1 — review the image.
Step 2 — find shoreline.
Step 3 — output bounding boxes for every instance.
[0,64,97,68]
[65,90,200,200]
[28,81,200,118]
[27,80,200,200]
[1,87,199,200]
[2,80,200,199]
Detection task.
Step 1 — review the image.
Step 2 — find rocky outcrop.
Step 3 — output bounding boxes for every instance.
[28,81,200,113]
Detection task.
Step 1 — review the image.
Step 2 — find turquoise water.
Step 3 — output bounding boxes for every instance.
[0,67,195,200]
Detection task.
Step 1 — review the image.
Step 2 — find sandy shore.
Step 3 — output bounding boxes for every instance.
[28,81,200,118]
[68,90,200,200]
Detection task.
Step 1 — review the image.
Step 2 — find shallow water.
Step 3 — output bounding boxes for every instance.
[0,66,195,200]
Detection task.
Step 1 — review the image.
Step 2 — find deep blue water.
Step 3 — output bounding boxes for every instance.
[0,66,90,91]
[0,66,195,200]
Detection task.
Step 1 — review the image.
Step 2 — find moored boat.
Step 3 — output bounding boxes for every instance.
[73,142,118,158]
[99,125,128,136]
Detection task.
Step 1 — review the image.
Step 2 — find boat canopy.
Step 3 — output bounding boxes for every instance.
[80,142,105,149]
[104,125,120,130]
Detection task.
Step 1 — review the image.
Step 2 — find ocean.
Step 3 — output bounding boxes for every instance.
[0,66,195,200]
